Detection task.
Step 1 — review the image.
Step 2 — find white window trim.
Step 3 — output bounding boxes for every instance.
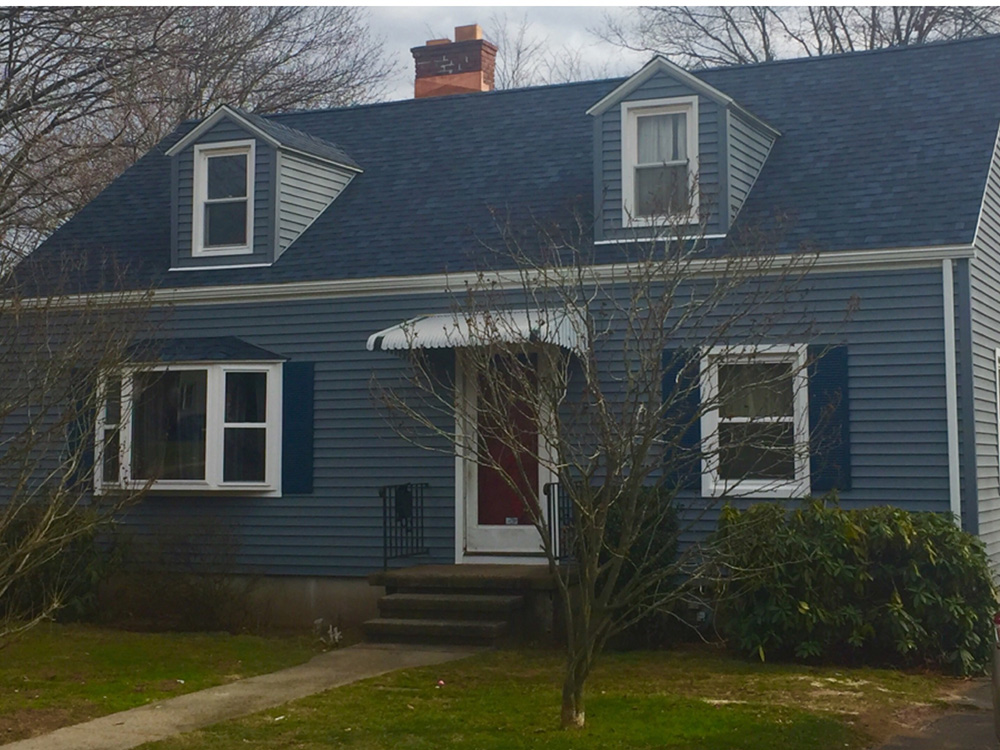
[192,139,256,257]
[700,344,810,499]
[95,361,282,496]
[621,96,699,228]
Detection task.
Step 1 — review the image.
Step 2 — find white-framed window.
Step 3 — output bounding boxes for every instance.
[95,361,282,495]
[621,96,699,226]
[192,140,255,256]
[700,345,809,498]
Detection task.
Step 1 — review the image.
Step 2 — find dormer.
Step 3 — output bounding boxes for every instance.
[588,57,779,242]
[165,105,361,270]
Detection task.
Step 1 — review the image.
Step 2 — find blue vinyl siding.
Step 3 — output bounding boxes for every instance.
[672,266,950,543]
[276,153,354,258]
[172,117,275,268]
[597,70,726,240]
[117,263,950,577]
[970,127,1000,560]
[727,110,775,224]
[120,293,458,577]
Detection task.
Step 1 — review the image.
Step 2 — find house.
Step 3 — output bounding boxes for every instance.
[15,27,1000,635]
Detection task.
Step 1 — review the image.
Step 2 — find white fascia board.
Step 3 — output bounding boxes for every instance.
[587,57,780,138]
[164,106,363,174]
[587,57,733,116]
[165,105,282,157]
[726,102,782,139]
[169,262,274,272]
[278,145,363,175]
[587,55,781,138]
[36,243,975,309]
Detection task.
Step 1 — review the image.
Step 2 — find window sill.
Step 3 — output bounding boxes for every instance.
[622,211,700,229]
[701,478,809,499]
[169,261,273,272]
[192,245,255,258]
[96,481,280,497]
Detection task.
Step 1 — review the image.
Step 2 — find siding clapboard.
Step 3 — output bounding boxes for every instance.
[277,153,354,258]
[118,265,951,577]
[727,110,775,224]
[970,123,1000,561]
[172,117,275,268]
[598,70,725,239]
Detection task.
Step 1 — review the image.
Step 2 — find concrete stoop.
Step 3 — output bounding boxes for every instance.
[364,565,558,646]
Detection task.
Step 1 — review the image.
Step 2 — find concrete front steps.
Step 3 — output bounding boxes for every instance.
[364,564,558,646]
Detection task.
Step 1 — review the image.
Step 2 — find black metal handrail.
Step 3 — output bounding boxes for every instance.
[381,482,430,570]
[543,482,574,562]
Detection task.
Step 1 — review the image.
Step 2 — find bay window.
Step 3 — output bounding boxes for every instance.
[96,362,282,494]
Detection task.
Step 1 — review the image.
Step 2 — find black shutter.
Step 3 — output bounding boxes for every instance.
[282,361,314,494]
[662,349,701,490]
[808,345,851,493]
[67,370,95,491]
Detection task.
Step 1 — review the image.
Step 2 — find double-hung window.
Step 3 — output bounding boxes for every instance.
[701,345,809,498]
[192,140,255,256]
[96,362,282,495]
[622,97,698,225]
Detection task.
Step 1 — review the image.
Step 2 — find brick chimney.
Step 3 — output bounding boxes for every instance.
[411,24,498,99]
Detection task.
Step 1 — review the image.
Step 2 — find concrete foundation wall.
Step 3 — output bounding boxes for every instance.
[249,576,383,629]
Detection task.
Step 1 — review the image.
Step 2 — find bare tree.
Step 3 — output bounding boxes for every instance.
[602,6,1000,68]
[488,12,548,90]
[374,203,845,727]
[0,256,155,642]
[486,12,614,90]
[0,7,394,260]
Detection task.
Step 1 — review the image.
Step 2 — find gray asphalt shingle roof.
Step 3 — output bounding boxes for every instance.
[21,35,1000,295]
[131,337,287,362]
[228,106,361,169]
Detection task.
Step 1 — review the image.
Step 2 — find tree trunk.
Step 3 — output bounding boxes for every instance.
[561,672,585,728]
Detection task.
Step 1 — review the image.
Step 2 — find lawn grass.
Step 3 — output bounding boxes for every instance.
[0,622,315,743]
[140,646,957,750]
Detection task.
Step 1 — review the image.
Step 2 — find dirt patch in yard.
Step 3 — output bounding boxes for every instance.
[0,706,92,743]
[851,678,984,745]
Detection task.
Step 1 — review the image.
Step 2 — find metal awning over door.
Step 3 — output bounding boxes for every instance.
[366,308,587,354]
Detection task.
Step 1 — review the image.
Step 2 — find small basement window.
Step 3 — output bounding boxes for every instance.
[95,362,282,494]
[700,345,809,498]
[192,140,255,256]
[621,97,698,226]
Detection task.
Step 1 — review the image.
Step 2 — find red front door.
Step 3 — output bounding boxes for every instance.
[476,364,539,526]
[462,353,550,557]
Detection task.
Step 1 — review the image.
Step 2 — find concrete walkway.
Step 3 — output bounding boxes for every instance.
[879,679,996,749]
[0,643,479,750]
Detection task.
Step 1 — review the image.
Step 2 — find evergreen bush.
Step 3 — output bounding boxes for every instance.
[712,498,997,675]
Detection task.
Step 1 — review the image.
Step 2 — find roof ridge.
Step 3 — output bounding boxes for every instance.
[262,76,627,120]
[198,34,1000,124]
[691,32,1000,75]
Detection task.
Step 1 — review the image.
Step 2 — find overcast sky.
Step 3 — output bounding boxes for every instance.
[367,6,649,100]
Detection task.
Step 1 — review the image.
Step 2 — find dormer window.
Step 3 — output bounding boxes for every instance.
[621,97,698,225]
[192,140,255,256]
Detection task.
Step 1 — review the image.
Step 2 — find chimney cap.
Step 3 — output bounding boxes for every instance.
[425,37,451,46]
[454,24,483,42]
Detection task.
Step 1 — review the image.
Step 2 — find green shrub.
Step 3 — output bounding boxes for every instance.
[101,516,262,633]
[712,498,997,675]
[1,505,123,623]
[602,486,683,649]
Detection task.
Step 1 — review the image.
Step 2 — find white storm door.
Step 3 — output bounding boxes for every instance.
[456,354,555,557]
